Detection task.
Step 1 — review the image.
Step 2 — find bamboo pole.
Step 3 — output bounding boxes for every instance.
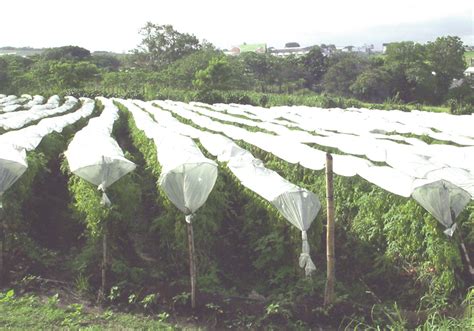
[324,153,336,307]
[0,211,4,286]
[458,231,474,278]
[98,223,108,303]
[187,218,197,309]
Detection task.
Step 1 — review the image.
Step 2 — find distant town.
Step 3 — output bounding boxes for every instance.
[3,42,474,58]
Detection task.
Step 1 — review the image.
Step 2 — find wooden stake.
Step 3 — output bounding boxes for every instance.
[98,223,108,303]
[458,231,474,278]
[0,214,4,286]
[187,219,197,309]
[324,153,336,307]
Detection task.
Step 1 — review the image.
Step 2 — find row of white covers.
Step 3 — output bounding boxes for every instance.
[136,100,321,276]
[179,101,474,200]
[65,98,136,204]
[154,100,472,236]
[215,103,474,145]
[0,95,70,130]
[186,102,474,198]
[0,95,46,113]
[0,98,95,202]
[116,99,217,217]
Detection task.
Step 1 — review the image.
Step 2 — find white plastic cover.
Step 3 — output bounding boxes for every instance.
[154,100,474,238]
[135,101,321,276]
[117,99,218,217]
[0,96,76,130]
[65,98,136,205]
[0,97,95,204]
[0,98,95,151]
[0,144,28,204]
[412,180,471,236]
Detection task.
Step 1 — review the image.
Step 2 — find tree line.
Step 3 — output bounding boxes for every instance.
[0,22,472,112]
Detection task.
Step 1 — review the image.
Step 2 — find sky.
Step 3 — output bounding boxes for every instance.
[0,0,472,53]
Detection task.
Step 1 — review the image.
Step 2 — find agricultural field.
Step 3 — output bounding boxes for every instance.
[0,94,473,329]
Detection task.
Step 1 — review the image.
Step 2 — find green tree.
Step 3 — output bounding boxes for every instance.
[158,48,222,89]
[0,58,8,92]
[300,46,327,90]
[91,53,121,71]
[426,36,466,103]
[322,53,369,96]
[31,60,100,91]
[350,67,392,102]
[135,22,202,69]
[42,46,91,61]
[239,52,275,92]
[193,56,233,91]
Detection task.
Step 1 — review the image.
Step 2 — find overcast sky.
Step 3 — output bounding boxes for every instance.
[1,0,472,52]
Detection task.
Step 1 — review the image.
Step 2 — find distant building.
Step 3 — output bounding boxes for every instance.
[342,45,355,52]
[0,47,44,57]
[464,66,474,77]
[225,43,267,56]
[269,43,315,57]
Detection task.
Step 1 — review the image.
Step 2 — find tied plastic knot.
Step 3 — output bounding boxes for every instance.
[299,230,316,276]
[97,184,111,207]
[185,214,194,224]
[443,223,457,237]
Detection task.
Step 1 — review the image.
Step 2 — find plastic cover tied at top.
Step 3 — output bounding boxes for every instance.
[412,179,471,236]
[1,97,95,203]
[65,98,136,205]
[198,131,320,276]
[155,130,218,217]
[116,99,218,219]
[0,144,28,202]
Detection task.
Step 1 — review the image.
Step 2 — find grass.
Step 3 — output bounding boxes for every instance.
[0,289,182,330]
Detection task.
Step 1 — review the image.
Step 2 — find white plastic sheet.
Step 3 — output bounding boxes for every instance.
[137,101,322,276]
[0,144,28,205]
[117,99,218,217]
[412,180,471,236]
[0,98,95,151]
[65,98,136,204]
[0,96,76,130]
[155,100,474,238]
[0,97,95,204]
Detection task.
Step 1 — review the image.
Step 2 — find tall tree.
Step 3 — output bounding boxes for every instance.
[322,53,368,97]
[426,36,466,103]
[42,46,91,61]
[301,46,327,91]
[384,42,436,103]
[136,22,202,69]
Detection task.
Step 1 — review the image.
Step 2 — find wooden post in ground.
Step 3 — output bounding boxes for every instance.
[98,223,108,303]
[458,231,474,278]
[187,218,197,309]
[324,153,336,307]
[0,211,4,286]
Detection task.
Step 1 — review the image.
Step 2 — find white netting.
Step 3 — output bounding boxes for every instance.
[0,96,76,130]
[116,99,217,216]
[137,101,321,276]
[65,98,136,204]
[412,180,471,236]
[0,97,95,201]
[150,99,473,236]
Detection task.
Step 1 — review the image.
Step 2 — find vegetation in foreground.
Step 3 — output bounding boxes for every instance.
[0,289,176,330]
